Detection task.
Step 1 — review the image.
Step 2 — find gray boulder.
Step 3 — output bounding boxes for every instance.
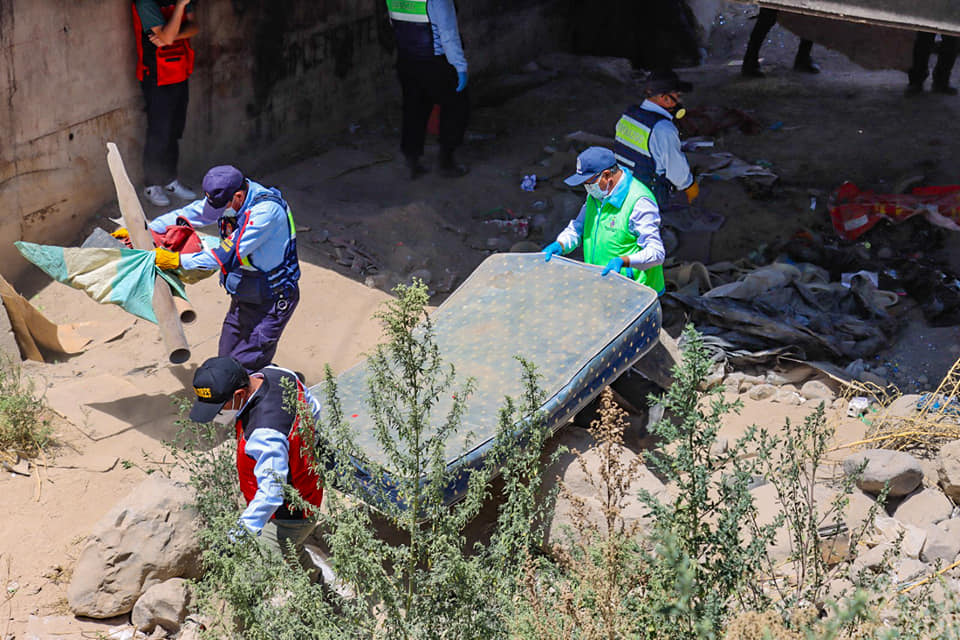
[132,578,193,634]
[842,449,923,497]
[937,439,960,502]
[894,488,953,528]
[800,379,834,402]
[67,475,202,618]
[921,519,960,564]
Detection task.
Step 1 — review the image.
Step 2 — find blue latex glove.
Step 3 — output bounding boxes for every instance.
[456,71,468,92]
[601,257,625,277]
[543,242,563,262]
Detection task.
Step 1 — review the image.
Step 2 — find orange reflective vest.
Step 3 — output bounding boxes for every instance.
[132,2,195,86]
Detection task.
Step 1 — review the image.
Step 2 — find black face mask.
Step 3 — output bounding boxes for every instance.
[669,101,686,119]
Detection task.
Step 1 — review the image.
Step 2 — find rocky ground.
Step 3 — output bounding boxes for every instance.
[5,3,960,637]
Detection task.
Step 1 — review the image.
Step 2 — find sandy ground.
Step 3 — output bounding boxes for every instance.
[5,4,960,636]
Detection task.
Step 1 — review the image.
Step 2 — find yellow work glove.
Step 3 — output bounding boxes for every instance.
[154,247,181,271]
[110,227,129,240]
[684,181,700,203]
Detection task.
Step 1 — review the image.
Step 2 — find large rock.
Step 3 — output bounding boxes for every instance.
[800,380,834,402]
[131,578,193,634]
[543,426,669,546]
[67,475,202,618]
[842,449,923,497]
[893,488,953,528]
[921,519,960,564]
[938,439,960,502]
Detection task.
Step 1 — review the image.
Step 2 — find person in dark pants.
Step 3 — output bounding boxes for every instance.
[133,0,199,207]
[907,31,959,95]
[742,8,819,78]
[149,166,301,372]
[386,0,470,179]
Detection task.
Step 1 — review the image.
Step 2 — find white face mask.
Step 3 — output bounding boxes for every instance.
[585,181,608,201]
[212,408,239,425]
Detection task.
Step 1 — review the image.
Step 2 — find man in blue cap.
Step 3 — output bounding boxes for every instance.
[147,165,300,371]
[543,146,666,295]
[612,70,698,209]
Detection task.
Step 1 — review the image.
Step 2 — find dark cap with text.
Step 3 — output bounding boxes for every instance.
[189,357,249,423]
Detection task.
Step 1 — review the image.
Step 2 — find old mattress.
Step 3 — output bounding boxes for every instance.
[323,252,661,506]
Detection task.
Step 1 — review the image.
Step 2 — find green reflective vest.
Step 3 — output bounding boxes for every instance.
[386,0,429,23]
[581,176,665,294]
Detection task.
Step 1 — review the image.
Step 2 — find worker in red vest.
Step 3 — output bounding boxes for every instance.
[132,0,199,207]
[189,357,326,563]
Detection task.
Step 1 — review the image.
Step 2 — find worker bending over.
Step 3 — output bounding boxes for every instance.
[544,147,665,295]
[149,165,300,372]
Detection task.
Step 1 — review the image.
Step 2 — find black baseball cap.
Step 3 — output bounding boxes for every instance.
[645,69,693,96]
[189,357,249,422]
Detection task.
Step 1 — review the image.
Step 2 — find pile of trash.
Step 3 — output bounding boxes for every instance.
[665,256,898,362]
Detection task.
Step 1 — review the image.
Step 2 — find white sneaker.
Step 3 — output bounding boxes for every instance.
[164,179,197,201]
[144,185,171,207]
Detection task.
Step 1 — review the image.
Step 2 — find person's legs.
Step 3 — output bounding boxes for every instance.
[742,8,778,77]
[932,35,959,93]
[398,58,433,178]
[258,518,317,570]
[218,288,300,372]
[908,31,935,91]
[430,59,469,177]
[161,81,196,198]
[793,39,820,73]
[141,81,177,203]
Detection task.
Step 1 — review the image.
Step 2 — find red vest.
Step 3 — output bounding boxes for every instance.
[235,368,324,519]
[132,2,195,85]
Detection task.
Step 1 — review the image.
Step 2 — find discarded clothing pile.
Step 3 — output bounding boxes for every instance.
[687,151,778,188]
[783,229,960,327]
[665,258,899,362]
[830,181,960,240]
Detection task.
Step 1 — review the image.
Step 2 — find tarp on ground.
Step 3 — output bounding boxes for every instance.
[830,182,960,241]
[15,242,188,324]
[324,252,662,506]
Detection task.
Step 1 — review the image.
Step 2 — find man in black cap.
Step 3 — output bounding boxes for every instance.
[145,165,301,372]
[612,70,698,209]
[189,356,325,561]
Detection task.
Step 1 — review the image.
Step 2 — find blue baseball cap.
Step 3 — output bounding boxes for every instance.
[201,165,247,218]
[189,356,249,423]
[564,147,618,186]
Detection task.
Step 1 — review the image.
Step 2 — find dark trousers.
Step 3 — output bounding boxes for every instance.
[909,32,959,87]
[219,286,300,372]
[744,8,813,65]
[397,55,469,160]
[141,79,188,187]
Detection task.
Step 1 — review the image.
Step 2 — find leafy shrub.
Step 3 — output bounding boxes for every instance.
[0,355,52,456]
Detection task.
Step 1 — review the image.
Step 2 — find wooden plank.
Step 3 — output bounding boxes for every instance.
[105,142,190,364]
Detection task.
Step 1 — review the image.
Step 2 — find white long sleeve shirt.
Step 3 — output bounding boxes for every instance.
[556,169,665,271]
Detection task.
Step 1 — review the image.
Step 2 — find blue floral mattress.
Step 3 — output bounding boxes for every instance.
[323,252,661,505]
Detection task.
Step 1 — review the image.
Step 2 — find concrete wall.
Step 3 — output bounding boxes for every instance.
[0,0,565,282]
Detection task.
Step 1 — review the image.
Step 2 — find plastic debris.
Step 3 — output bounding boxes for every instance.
[847,396,871,418]
[483,217,530,238]
[521,174,537,192]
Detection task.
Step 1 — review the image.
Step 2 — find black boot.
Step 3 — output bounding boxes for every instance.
[404,155,428,180]
[741,58,765,78]
[437,150,468,178]
[793,56,821,73]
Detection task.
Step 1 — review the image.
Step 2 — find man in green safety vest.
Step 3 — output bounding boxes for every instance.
[385,0,470,179]
[543,147,665,295]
